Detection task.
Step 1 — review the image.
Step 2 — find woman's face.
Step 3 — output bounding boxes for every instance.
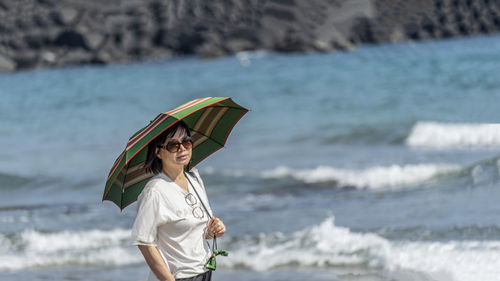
[156,128,192,169]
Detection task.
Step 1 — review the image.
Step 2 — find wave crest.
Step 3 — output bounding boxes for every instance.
[0,228,141,270]
[221,217,500,281]
[406,122,500,148]
[223,217,390,270]
[262,164,460,189]
[2,218,500,281]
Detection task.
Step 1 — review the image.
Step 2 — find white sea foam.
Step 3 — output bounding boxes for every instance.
[2,220,500,281]
[223,217,391,271]
[221,216,500,281]
[406,122,500,148]
[0,228,142,270]
[262,164,460,189]
[390,239,500,281]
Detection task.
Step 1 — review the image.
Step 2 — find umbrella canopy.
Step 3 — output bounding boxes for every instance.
[102,97,249,210]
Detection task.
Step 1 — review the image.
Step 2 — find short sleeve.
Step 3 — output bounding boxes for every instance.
[131,186,170,246]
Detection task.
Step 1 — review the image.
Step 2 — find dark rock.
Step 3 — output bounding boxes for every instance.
[37,0,54,6]
[24,33,53,49]
[15,19,28,29]
[153,26,205,54]
[152,28,168,47]
[442,25,458,37]
[54,30,87,49]
[405,22,421,39]
[2,0,500,72]
[149,1,167,24]
[493,14,500,28]
[478,18,493,33]
[33,15,49,27]
[13,52,39,70]
[274,29,310,52]
[0,1,8,11]
[117,32,136,51]
[0,23,8,33]
[350,17,376,43]
[175,32,205,54]
[264,7,296,21]
[4,38,23,50]
[227,27,259,43]
[458,21,470,35]
[421,15,436,35]
[270,0,296,5]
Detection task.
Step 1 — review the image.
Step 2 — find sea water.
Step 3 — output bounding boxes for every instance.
[1,34,500,281]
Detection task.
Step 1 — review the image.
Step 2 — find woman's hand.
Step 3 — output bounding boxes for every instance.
[206,217,226,238]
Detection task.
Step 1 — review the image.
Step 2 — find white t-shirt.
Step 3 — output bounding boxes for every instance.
[131,168,213,280]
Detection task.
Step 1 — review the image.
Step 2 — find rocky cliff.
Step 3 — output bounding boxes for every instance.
[1,0,499,71]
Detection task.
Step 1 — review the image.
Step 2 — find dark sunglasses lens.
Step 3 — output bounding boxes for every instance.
[165,138,192,152]
[182,139,193,149]
[166,142,180,152]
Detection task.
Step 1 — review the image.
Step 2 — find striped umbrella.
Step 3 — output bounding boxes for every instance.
[102,97,249,210]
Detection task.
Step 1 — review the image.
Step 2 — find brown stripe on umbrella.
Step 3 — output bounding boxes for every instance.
[112,169,126,191]
[204,107,229,136]
[124,164,148,185]
[191,132,209,147]
[192,107,214,132]
[113,178,123,190]
[126,162,146,174]
[124,171,154,189]
[193,107,229,140]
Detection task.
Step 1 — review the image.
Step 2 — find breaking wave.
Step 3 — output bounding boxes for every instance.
[221,217,500,281]
[406,122,500,148]
[0,228,141,270]
[2,218,500,281]
[203,154,500,190]
[261,164,460,189]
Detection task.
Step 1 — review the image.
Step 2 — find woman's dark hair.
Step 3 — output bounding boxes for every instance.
[144,120,191,174]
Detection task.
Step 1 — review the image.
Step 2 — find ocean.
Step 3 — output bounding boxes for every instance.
[1,34,500,281]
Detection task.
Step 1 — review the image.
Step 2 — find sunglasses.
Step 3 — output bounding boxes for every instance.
[185,193,205,219]
[158,136,193,153]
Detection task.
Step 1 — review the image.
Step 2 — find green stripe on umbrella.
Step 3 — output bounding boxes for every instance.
[102,97,249,210]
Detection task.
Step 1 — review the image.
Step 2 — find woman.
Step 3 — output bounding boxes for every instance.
[131,121,226,281]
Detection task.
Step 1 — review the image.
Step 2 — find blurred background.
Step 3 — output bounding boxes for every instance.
[2,1,500,281]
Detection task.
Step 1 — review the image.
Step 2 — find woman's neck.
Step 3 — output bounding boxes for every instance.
[162,166,185,182]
